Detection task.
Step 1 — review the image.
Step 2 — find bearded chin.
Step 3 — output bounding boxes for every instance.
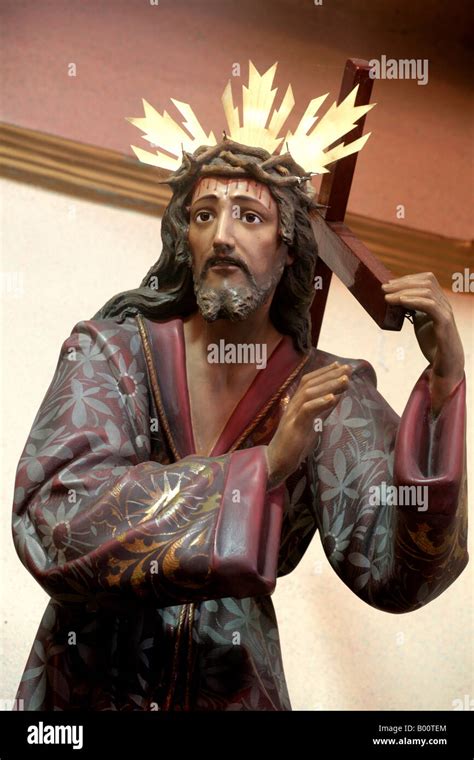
[195,287,258,322]
[194,268,283,323]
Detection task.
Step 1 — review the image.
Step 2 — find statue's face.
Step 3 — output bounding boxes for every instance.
[187,176,292,322]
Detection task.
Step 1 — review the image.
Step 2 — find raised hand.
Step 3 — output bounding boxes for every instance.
[265,362,352,490]
[382,272,464,413]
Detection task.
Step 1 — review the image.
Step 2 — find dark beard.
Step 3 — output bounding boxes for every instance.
[193,264,284,322]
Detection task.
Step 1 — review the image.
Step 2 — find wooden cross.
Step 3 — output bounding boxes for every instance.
[310,58,406,347]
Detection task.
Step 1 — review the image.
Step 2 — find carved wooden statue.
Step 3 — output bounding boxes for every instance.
[12,61,467,711]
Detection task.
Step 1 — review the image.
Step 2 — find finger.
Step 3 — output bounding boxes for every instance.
[385,295,449,322]
[382,280,434,294]
[300,363,352,387]
[294,378,350,424]
[383,272,439,288]
[384,290,452,319]
[301,374,351,401]
[296,371,351,409]
[300,362,342,384]
[384,288,438,301]
[384,286,453,312]
[300,393,340,417]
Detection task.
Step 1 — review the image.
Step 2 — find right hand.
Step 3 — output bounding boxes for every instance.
[265,361,353,490]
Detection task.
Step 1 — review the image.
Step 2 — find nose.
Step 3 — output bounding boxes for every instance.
[212,208,235,251]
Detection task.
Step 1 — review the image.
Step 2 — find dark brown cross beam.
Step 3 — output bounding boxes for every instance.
[310,58,406,347]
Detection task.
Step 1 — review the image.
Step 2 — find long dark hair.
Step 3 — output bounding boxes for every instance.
[94,139,322,352]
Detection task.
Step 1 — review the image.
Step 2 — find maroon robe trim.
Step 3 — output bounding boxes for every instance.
[136,314,184,461]
[138,315,309,459]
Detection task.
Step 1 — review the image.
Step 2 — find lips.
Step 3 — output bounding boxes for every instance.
[210,262,240,269]
[206,258,244,273]
[210,257,240,265]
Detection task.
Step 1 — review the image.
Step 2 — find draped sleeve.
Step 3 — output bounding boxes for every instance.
[306,359,468,612]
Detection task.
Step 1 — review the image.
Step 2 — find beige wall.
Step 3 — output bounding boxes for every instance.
[1,178,472,709]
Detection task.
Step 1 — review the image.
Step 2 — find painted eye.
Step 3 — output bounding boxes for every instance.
[242,212,262,224]
[195,211,213,223]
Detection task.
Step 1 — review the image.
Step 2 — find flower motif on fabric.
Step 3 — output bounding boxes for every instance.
[320,507,354,567]
[97,353,148,419]
[73,329,119,378]
[317,448,370,502]
[325,395,368,447]
[37,501,81,565]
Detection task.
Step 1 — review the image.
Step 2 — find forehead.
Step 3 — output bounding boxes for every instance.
[190,176,276,211]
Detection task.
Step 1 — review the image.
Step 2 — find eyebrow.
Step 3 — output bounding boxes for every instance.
[190,193,272,211]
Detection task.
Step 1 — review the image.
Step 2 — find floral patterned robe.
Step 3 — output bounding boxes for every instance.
[12,315,468,710]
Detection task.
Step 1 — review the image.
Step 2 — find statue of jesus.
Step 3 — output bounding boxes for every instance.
[12,80,468,711]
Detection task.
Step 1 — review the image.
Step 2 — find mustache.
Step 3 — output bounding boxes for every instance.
[201,254,251,279]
